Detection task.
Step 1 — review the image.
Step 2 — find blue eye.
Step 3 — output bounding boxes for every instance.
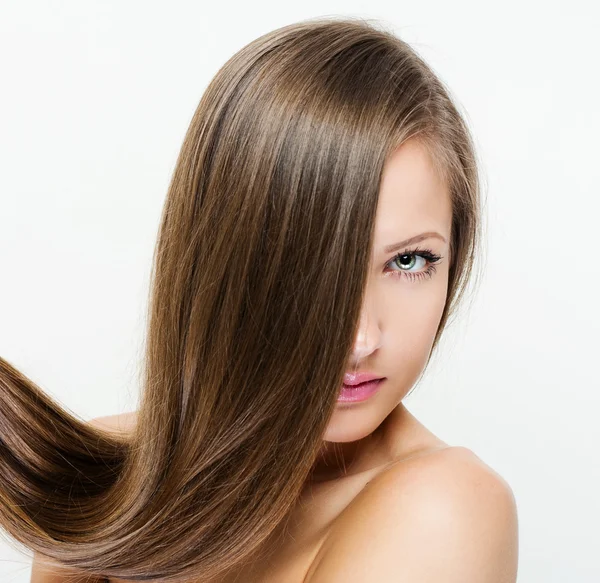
[385,246,442,282]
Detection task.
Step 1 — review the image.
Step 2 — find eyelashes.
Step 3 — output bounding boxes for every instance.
[384,246,443,282]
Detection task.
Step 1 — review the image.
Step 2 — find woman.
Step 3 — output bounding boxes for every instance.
[1,16,518,583]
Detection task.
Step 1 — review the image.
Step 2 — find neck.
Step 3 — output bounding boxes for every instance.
[306,403,404,484]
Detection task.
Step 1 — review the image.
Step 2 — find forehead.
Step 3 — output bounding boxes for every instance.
[373,139,451,246]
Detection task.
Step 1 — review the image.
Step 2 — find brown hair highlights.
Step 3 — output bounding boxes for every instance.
[0,16,482,582]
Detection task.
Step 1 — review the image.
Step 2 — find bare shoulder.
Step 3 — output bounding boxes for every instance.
[308,446,519,583]
[88,411,138,437]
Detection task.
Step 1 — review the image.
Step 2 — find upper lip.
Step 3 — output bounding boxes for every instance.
[343,372,385,386]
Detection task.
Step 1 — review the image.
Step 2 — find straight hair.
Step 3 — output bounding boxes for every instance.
[0,16,483,582]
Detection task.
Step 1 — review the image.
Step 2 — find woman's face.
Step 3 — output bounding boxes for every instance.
[324,138,452,443]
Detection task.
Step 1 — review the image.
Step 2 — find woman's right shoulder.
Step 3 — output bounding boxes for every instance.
[88,411,138,437]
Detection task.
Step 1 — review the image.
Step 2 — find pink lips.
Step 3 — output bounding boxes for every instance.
[338,372,385,403]
[343,371,384,386]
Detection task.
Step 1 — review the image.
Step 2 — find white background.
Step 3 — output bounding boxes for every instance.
[1,1,599,582]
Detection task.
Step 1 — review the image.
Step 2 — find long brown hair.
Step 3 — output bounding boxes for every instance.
[0,16,483,582]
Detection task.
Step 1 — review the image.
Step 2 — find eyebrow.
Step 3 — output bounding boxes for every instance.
[383,232,447,254]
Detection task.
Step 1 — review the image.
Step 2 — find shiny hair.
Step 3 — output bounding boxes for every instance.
[0,16,483,582]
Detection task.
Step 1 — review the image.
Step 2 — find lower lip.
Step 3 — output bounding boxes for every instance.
[337,378,385,403]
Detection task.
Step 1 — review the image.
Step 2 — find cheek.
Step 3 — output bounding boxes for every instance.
[382,280,447,355]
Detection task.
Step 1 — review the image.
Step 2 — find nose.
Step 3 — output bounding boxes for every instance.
[347,303,383,369]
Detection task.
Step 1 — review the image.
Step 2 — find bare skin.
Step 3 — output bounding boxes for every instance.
[88,402,454,583]
[86,407,516,583]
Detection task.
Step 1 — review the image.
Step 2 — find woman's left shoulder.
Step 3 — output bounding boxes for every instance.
[308,446,519,582]
[375,445,517,516]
